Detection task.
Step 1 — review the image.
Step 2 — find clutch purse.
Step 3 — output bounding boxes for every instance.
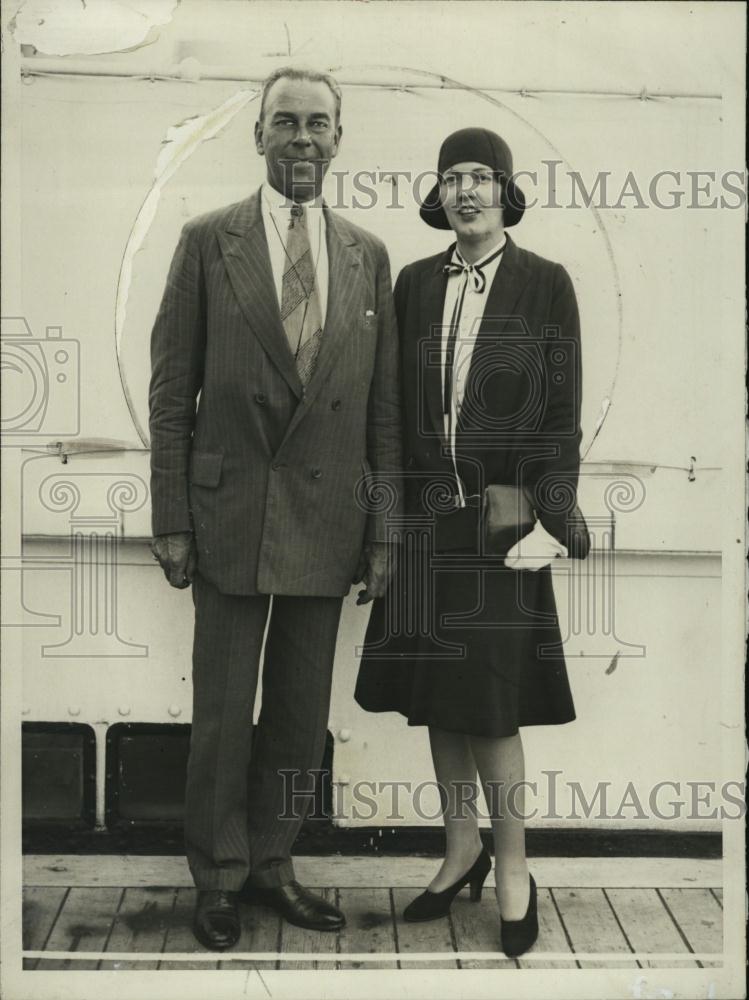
[483,484,591,560]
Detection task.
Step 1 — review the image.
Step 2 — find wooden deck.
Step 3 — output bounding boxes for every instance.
[22,855,724,971]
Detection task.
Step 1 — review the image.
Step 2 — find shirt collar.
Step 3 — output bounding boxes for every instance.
[261,182,324,215]
[453,235,507,268]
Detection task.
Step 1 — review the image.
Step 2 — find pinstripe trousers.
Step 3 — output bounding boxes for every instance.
[185,570,343,891]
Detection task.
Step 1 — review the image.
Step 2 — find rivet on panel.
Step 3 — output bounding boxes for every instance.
[118,706,131,717]
[68,706,81,717]
[168,705,182,718]
[338,729,352,742]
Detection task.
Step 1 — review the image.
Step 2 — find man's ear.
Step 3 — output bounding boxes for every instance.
[254,119,264,155]
[330,123,343,159]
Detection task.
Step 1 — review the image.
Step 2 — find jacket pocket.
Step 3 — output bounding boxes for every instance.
[188,451,223,488]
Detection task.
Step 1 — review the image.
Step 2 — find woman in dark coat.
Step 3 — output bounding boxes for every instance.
[355,128,585,957]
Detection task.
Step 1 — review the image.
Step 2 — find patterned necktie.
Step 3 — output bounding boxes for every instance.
[280,203,323,386]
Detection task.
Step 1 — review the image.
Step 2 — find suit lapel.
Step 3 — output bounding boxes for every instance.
[278,207,364,443]
[301,207,363,408]
[217,191,303,399]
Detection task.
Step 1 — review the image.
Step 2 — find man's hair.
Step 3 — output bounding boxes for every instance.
[258,67,342,124]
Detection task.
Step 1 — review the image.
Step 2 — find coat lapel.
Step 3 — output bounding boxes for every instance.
[277,206,364,443]
[420,247,453,445]
[458,234,533,421]
[475,234,532,338]
[300,207,363,409]
[217,191,303,399]
[421,235,532,445]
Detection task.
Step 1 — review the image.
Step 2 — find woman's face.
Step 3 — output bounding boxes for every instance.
[440,160,504,242]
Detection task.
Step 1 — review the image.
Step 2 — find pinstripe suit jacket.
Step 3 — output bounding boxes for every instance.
[148,189,402,596]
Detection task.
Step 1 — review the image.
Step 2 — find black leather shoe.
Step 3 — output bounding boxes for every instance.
[500,873,538,957]
[241,879,345,931]
[403,846,492,922]
[192,889,241,951]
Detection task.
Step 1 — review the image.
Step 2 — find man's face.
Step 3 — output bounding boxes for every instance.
[255,78,342,202]
[440,160,504,241]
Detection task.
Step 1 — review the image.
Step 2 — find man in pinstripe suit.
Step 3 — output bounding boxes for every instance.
[149,67,401,950]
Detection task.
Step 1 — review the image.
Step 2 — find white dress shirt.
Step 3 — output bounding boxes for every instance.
[260,182,329,325]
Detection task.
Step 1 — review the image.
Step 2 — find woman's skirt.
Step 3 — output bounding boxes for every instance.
[354,512,576,738]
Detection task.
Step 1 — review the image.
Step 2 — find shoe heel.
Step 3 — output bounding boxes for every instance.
[469,876,485,902]
[469,847,492,901]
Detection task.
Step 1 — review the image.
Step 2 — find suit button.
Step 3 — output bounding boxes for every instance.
[311,467,322,479]
[271,462,285,471]
[331,398,341,410]
[255,392,266,404]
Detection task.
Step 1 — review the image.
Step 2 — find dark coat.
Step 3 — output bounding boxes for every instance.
[396,233,582,542]
[149,190,402,596]
[354,234,581,736]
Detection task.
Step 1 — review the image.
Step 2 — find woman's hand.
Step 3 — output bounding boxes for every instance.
[505,521,568,571]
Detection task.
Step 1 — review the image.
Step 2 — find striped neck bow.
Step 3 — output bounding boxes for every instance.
[443,241,506,293]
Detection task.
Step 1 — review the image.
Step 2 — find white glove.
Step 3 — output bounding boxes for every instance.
[505,520,568,571]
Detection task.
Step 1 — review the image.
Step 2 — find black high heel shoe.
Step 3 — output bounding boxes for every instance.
[500,873,538,957]
[403,846,492,922]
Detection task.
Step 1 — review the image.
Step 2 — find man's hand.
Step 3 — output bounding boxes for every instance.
[505,520,568,572]
[353,541,394,605]
[151,531,197,589]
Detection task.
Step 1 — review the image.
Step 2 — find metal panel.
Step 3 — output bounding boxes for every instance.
[22,722,95,825]
[105,723,190,825]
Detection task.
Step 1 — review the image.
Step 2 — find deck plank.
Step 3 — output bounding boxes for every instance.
[24,854,723,889]
[218,901,280,971]
[659,888,723,966]
[37,886,122,970]
[22,886,68,970]
[552,888,638,968]
[19,863,727,970]
[450,890,516,969]
[338,887,397,969]
[277,888,338,970]
[391,888,457,968]
[517,888,577,969]
[158,888,219,969]
[99,887,175,970]
[606,888,697,968]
